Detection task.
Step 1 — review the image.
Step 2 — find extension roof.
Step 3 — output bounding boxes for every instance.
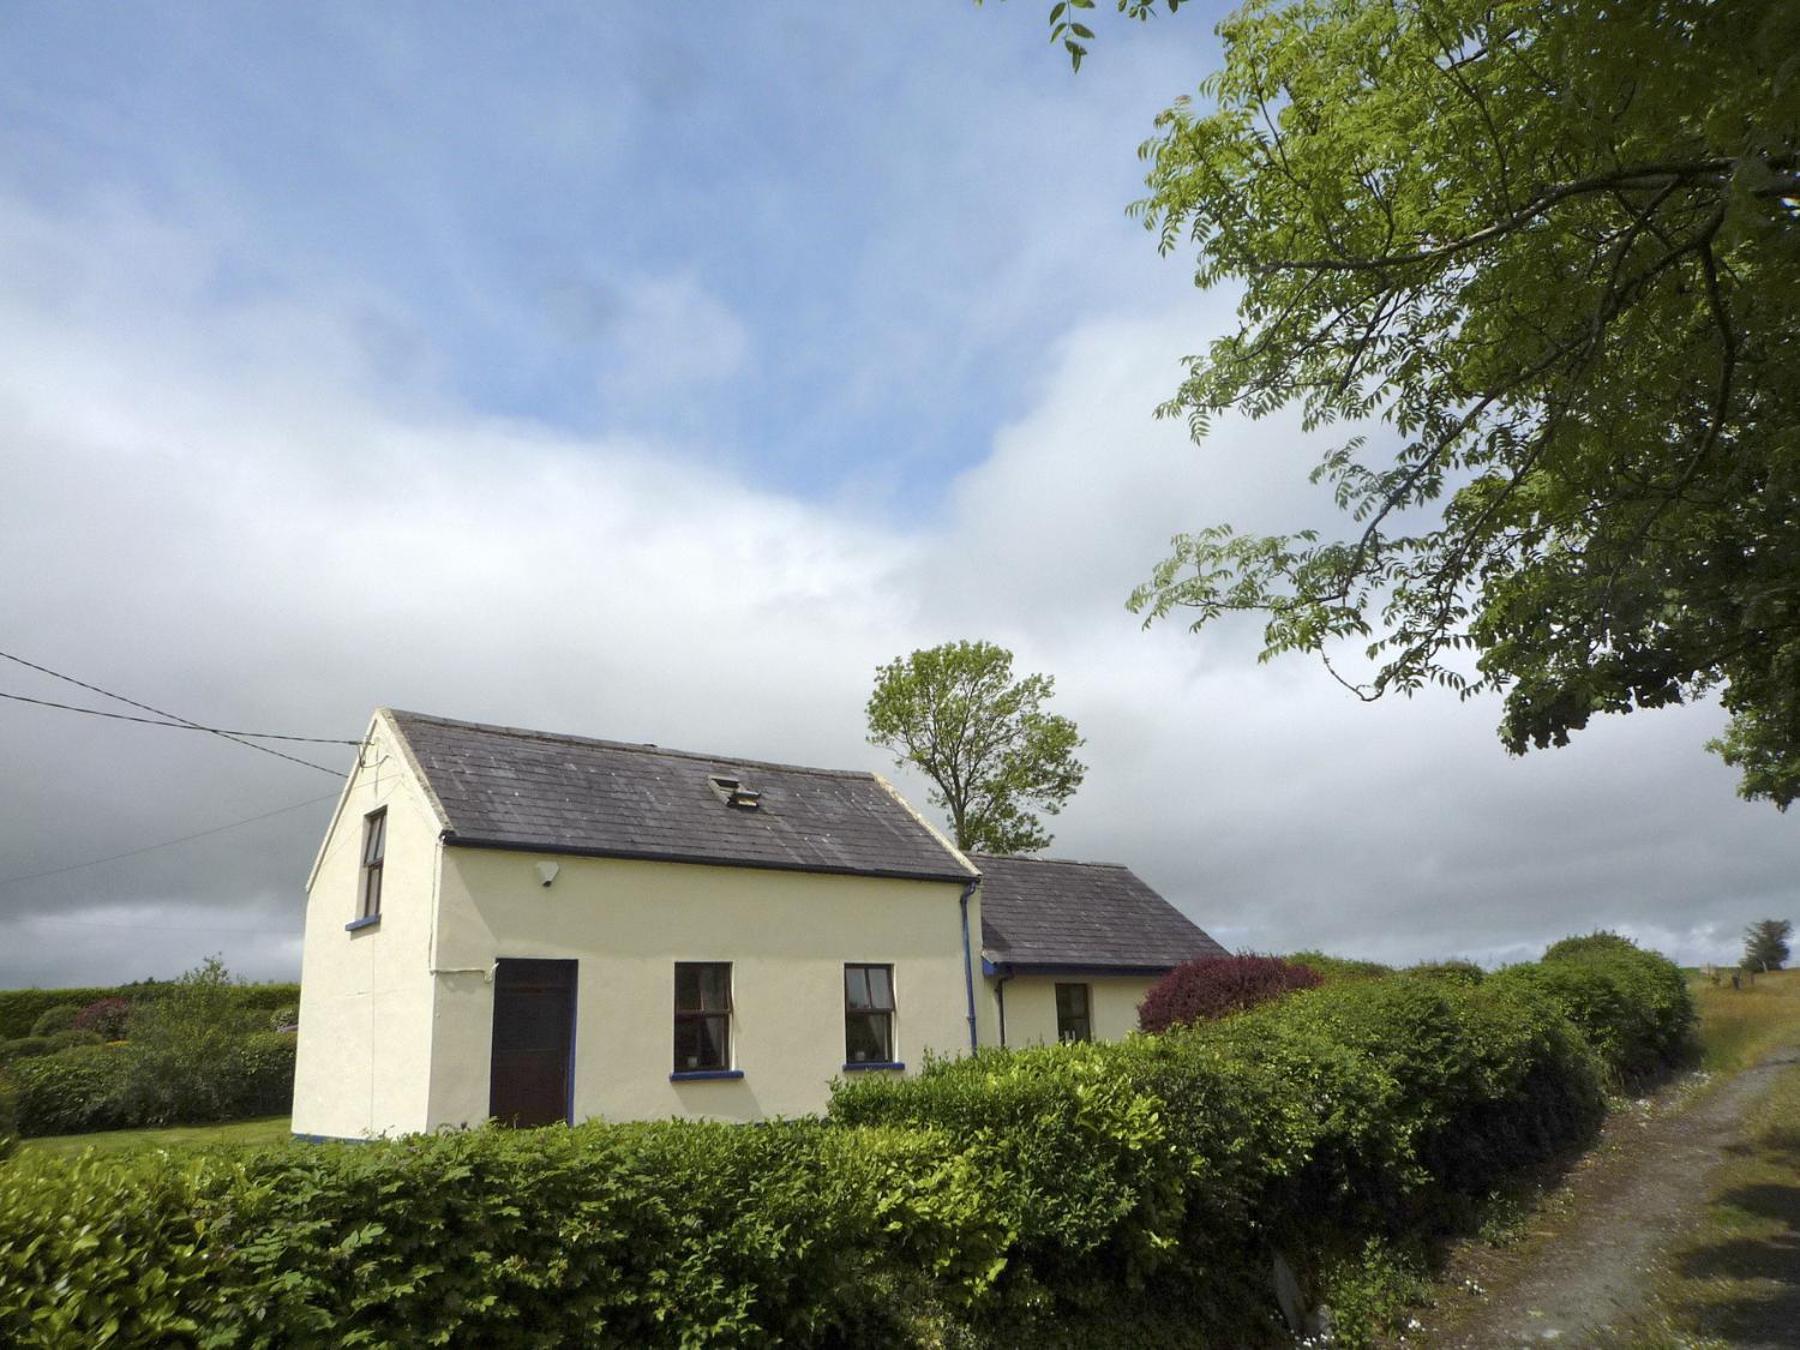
[384,709,977,884]
[971,852,1227,974]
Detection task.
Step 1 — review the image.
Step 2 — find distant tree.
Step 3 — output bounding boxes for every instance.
[1743,919,1792,973]
[1014,0,1800,807]
[866,640,1086,854]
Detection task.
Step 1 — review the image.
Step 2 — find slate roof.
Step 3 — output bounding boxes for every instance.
[972,853,1227,972]
[385,710,977,883]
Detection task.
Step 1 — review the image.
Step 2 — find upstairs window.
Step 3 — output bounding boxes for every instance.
[844,963,896,1064]
[674,962,732,1072]
[1055,982,1091,1043]
[358,808,387,921]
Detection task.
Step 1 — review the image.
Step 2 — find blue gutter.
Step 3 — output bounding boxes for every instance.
[958,879,980,1052]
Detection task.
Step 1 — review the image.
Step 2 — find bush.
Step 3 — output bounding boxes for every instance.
[0,981,300,1040]
[1139,954,1324,1032]
[0,1074,17,1160]
[0,1038,57,1068]
[1288,951,1394,983]
[0,1119,1006,1346]
[11,1046,133,1137]
[27,1005,81,1038]
[45,1030,103,1053]
[0,937,1692,1346]
[1490,935,1696,1082]
[119,957,264,1127]
[72,997,131,1040]
[268,1004,299,1032]
[1406,960,1486,985]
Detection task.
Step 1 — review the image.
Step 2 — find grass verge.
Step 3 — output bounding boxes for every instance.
[14,1114,292,1158]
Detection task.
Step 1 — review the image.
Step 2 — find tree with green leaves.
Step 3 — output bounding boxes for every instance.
[866,640,1086,854]
[1742,918,1792,973]
[1027,0,1800,807]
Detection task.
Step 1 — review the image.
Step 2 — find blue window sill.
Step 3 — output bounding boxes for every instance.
[344,915,381,932]
[669,1069,744,1082]
[842,1061,906,1072]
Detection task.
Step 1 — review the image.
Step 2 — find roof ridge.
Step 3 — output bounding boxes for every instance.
[969,852,1131,870]
[384,708,878,781]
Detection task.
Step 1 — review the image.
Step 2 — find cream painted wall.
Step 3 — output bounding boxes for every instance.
[292,715,444,1139]
[986,974,1156,1048]
[425,850,979,1127]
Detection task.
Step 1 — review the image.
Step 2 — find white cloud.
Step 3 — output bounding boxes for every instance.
[1,197,1794,987]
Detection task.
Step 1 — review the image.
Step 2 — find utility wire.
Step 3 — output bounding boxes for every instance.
[0,648,352,775]
[0,691,361,744]
[0,789,343,890]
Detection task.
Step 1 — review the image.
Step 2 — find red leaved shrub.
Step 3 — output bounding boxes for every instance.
[1138,955,1323,1033]
[72,997,132,1041]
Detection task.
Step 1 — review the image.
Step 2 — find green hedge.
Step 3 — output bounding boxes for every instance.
[8,1034,295,1137]
[0,1118,1008,1347]
[0,982,300,1040]
[1487,935,1695,1082]
[0,942,1693,1346]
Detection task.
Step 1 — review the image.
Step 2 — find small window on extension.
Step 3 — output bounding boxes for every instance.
[844,963,896,1063]
[358,808,386,921]
[1055,982,1091,1043]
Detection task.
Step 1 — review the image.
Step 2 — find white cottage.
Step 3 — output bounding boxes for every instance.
[291,709,1224,1140]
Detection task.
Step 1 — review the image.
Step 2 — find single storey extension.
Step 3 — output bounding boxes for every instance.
[291,708,1225,1140]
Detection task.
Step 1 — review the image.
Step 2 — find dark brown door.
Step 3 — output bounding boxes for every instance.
[489,958,577,1127]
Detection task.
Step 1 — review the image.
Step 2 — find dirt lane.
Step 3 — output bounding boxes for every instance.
[1422,1047,1800,1347]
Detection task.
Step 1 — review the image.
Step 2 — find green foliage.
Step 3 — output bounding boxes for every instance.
[27,1005,81,1038]
[5,963,298,1138]
[1490,934,1696,1082]
[0,939,1691,1345]
[1406,959,1485,986]
[120,956,264,1127]
[269,1003,300,1032]
[1112,0,1800,805]
[0,980,299,1040]
[11,1046,134,1136]
[0,1119,1005,1347]
[0,1038,58,1068]
[866,639,1086,854]
[1286,950,1393,983]
[1742,918,1792,972]
[0,1074,17,1160]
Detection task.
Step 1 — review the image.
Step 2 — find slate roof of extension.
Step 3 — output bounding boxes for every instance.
[385,709,978,883]
[971,852,1228,973]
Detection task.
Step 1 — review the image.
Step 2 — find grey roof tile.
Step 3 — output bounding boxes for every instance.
[972,853,1227,972]
[388,709,977,883]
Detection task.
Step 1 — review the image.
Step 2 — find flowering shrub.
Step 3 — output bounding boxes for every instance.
[1137,954,1324,1032]
[72,998,131,1041]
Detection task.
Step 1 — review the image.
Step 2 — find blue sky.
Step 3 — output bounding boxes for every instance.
[1,2,1792,985]
[2,3,1218,508]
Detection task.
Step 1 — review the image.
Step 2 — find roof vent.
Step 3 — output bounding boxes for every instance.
[707,774,762,810]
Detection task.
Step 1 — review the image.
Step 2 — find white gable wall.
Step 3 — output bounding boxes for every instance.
[291,720,443,1139]
[425,849,977,1126]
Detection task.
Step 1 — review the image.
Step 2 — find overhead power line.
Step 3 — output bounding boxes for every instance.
[0,648,355,776]
[0,691,361,744]
[0,789,344,891]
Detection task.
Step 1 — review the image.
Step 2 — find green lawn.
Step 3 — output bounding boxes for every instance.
[16,1114,293,1158]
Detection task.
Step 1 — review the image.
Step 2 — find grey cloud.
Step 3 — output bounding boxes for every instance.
[2,201,1794,991]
